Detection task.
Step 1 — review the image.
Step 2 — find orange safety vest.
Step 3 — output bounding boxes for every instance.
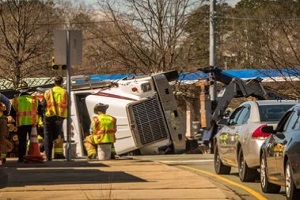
[91,114,116,144]
[12,95,38,127]
[44,86,68,118]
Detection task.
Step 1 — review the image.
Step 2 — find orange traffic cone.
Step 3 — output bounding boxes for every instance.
[24,125,44,163]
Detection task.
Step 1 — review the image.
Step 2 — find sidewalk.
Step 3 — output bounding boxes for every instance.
[0,157,241,200]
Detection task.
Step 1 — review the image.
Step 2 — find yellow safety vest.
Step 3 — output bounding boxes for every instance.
[44,86,68,118]
[12,95,38,127]
[92,114,116,144]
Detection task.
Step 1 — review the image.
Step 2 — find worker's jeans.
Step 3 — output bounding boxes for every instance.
[43,116,64,160]
[17,125,32,161]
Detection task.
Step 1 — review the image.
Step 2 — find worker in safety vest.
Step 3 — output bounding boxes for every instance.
[0,93,11,164]
[41,76,68,161]
[85,103,117,160]
[10,86,43,163]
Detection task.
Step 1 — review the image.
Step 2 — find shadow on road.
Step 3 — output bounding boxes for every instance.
[3,159,146,187]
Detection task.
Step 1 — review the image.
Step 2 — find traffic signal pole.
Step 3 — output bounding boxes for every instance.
[54,29,82,161]
[66,30,72,162]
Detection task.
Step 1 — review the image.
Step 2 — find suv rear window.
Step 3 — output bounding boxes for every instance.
[259,105,294,122]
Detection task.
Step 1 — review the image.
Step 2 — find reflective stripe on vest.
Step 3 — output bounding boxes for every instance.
[13,95,38,127]
[44,86,67,118]
[54,147,63,153]
[92,114,116,144]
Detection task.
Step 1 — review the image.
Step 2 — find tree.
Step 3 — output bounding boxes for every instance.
[225,0,300,97]
[184,2,236,69]
[0,0,63,88]
[86,0,206,74]
[183,0,300,98]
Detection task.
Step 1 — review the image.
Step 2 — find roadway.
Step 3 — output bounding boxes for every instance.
[131,154,286,200]
[0,154,286,200]
[0,156,239,200]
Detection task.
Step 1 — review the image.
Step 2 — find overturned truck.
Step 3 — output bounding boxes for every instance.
[67,71,186,157]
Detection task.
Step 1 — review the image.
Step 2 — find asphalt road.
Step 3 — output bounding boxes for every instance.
[131,154,286,200]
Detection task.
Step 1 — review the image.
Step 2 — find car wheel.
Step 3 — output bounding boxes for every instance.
[214,145,231,174]
[260,152,281,193]
[285,160,300,200]
[238,148,257,182]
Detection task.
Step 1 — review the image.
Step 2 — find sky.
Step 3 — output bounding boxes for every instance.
[227,0,240,6]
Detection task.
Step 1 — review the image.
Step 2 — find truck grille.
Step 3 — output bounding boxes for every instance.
[131,96,168,145]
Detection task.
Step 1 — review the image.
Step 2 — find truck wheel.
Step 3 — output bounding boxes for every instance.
[260,152,281,193]
[285,160,300,200]
[238,148,257,182]
[214,145,231,174]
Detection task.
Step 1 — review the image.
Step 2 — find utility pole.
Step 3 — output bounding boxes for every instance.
[209,0,217,102]
[66,30,72,161]
[54,26,82,161]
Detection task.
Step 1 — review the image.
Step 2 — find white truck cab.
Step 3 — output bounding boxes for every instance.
[67,71,186,158]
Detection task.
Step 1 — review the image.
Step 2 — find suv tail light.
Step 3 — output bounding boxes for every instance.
[252,124,271,139]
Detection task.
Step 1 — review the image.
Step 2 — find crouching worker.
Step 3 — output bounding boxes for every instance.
[85,103,117,160]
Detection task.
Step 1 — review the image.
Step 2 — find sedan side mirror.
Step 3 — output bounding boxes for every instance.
[217,118,228,126]
[261,125,274,134]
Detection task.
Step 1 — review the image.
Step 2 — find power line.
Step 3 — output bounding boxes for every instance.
[217,15,300,21]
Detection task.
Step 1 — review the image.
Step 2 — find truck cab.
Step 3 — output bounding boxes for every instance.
[67,71,186,158]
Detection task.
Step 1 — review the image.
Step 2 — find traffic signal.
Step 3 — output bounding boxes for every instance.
[51,56,66,70]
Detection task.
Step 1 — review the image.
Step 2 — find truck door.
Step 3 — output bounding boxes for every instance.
[68,92,92,157]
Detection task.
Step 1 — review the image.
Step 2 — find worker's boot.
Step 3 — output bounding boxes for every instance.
[54,153,65,159]
[87,154,97,160]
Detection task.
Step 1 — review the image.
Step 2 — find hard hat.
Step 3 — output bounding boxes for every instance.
[16,81,29,93]
[94,103,109,114]
[17,81,28,89]
[54,76,63,85]
[54,75,63,82]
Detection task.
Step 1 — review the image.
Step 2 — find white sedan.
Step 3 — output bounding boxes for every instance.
[213,100,298,182]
